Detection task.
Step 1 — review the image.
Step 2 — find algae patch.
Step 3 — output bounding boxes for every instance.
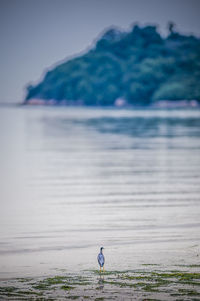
[0,268,200,300]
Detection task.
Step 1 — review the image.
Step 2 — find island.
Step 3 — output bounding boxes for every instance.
[24,23,200,107]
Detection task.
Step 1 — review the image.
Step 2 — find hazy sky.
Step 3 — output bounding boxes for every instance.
[0,0,200,103]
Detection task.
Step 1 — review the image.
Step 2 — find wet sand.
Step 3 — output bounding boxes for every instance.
[0,264,200,300]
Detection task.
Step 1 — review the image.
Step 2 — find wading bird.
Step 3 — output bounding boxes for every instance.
[97,247,105,272]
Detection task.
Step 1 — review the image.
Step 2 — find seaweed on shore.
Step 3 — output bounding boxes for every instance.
[0,268,200,300]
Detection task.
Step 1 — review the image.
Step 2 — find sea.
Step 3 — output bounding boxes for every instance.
[0,106,200,278]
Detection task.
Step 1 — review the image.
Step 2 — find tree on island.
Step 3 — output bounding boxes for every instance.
[25,23,200,106]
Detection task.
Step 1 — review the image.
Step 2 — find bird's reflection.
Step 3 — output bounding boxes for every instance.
[97,274,104,290]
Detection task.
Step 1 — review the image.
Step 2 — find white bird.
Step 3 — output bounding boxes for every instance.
[97,247,105,272]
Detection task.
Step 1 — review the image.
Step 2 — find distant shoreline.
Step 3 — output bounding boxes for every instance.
[0,99,200,109]
[23,98,200,109]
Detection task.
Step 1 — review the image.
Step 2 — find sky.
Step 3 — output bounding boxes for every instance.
[0,0,200,103]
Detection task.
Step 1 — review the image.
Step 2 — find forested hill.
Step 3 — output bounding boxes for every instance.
[25,24,200,106]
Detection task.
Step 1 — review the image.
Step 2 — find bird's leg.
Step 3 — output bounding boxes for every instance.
[103,265,105,273]
[100,267,101,273]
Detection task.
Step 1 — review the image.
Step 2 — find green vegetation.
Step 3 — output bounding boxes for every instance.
[25,23,200,106]
[175,264,200,268]
[151,271,200,281]
[92,269,129,275]
[60,284,75,290]
[1,269,200,300]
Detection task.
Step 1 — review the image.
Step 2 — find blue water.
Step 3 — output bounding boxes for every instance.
[0,106,200,277]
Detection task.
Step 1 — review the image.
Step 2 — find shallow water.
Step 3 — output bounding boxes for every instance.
[0,106,200,278]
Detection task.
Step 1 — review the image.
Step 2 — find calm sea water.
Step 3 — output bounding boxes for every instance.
[0,106,200,278]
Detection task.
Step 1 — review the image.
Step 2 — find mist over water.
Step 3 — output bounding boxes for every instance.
[0,106,200,278]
